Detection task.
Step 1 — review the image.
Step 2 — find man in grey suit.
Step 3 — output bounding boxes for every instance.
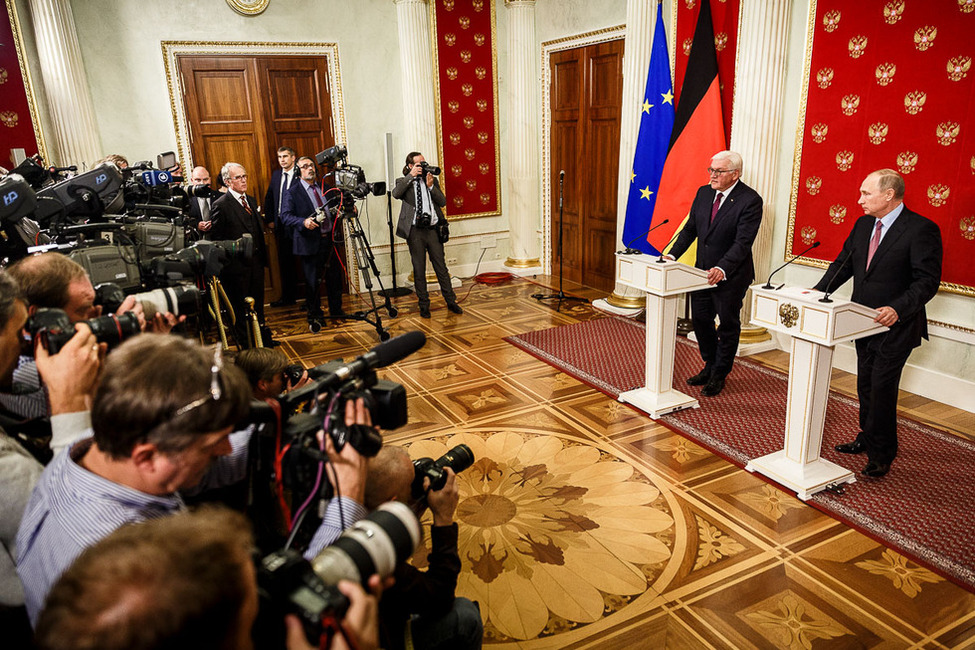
[665,150,764,397]
[392,152,461,319]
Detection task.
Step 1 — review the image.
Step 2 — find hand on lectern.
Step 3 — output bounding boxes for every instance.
[706,267,726,285]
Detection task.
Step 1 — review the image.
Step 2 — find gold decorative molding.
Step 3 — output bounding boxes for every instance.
[739,326,772,344]
[226,0,269,16]
[4,0,48,162]
[504,257,539,269]
[606,292,645,310]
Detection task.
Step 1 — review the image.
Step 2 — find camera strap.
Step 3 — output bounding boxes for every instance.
[413,178,436,227]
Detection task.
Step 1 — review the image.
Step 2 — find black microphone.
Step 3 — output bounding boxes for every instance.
[818,249,853,303]
[763,241,820,289]
[620,218,670,255]
[285,331,427,407]
[654,224,685,263]
[559,170,565,182]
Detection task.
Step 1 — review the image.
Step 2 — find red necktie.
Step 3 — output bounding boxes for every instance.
[866,219,883,269]
[240,195,252,215]
[710,192,722,223]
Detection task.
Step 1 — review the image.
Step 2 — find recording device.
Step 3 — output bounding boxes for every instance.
[818,248,852,303]
[620,218,670,255]
[411,443,475,499]
[258,501,421,645]
[417,160,441,176]
[315,145,348,167]
[763,240,821,289]
[283,363,305,386]
[33,163,123,223]
[94,281,201,319]
[26,307,141,355]
[140,169,179,187]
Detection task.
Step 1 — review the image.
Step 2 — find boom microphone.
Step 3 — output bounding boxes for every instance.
[620,218,670,255]
[763,241,820,289]
[818,249,853,303]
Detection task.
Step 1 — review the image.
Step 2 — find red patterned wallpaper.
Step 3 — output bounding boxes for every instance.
[432,0,501,219]
[790,0,975,295]
[1,1,43,165]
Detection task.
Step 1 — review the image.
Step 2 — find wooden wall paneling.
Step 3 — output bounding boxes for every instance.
[258,56,335,165]
[550,50,583,284]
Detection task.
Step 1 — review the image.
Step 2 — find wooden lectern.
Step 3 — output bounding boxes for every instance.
[615,254,711,418]
[746,285,888,500]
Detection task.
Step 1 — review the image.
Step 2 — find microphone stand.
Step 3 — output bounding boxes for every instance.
[532,171,588,311]
[378,188,412,298]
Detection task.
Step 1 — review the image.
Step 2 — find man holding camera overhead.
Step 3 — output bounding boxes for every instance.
[393,152,461,319]
[280,156,348,332]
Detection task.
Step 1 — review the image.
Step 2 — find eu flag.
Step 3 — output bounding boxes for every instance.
[621,7,674,255]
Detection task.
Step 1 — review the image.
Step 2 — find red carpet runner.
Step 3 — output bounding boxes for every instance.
[505,317,975,593]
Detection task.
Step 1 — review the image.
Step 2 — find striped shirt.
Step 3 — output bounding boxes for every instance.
[16,429,365,623]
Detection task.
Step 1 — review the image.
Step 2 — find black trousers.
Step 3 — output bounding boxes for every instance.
[854,333,913,464]
[689,280,747,379]
[274,225,298,302]
[407,227,455,308]
[221,261,265,348]
[301,236,344,319]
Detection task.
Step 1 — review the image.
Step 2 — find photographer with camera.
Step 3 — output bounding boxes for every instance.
[235,347,309,401]
[16,333,377,624]
[185,165,221,234]
[280,156,348,331]
[393,152,461,319]
[34,506,385,650]
[363,445,482,650]
[210,162,275,347]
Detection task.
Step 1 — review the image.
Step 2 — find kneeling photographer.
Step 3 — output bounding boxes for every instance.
[364,444,482,650]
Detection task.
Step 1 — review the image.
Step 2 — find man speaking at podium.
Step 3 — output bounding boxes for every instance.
[814,169,942,478]
[665,151,763,397]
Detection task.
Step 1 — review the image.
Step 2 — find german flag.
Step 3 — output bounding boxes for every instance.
[647,0,727,256]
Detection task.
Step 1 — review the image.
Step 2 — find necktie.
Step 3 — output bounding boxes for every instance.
[710,192,722,223]
[278,171,290,211]
[415,179,424,222]
[866,219,883,270]
[199,197,209,220]
[240,195,252,215]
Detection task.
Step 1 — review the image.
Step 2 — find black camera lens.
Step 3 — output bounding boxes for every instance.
[411,443,475,498]
[86,312,142,348]
[282,364,304,386]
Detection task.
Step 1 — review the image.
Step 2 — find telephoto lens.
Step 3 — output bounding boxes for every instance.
[411,443,475,499]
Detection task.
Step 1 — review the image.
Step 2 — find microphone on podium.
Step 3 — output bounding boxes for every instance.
[818,250,853,303]
[763,241,821,289]
[654,226,685,264]
[619,219,669,255]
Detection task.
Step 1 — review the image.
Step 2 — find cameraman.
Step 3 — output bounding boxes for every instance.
[185,165,221,234]
[16,333,375,624]
[235,347,309,400]
[393,152,462,319]
[365,445,482,650]
[280,156,347,331]
[34,506,384,650]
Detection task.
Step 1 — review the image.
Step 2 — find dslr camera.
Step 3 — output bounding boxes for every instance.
[26,307,141,355]
[417,161,441,176]
[411,443,475,499]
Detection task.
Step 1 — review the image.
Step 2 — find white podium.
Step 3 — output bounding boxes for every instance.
[745,285,888,500]
[615,254,711,418]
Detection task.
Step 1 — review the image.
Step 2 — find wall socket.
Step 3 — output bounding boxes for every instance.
[447,257,458,264]
[480,234,497,249]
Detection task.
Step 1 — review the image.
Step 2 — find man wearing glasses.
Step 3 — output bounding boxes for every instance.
[664,151,763,397]
[211,162,272,347]
[16,335,374,624]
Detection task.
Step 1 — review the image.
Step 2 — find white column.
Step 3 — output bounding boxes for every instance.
[502,0,540,269]
[600,0,657,312]
[394,0,439,160]
[729,0,793,351]
[27,0,101,167]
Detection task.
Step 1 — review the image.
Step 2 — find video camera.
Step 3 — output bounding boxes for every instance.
[314,144,386,202]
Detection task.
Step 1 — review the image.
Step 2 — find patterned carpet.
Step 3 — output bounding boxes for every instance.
[505,317,975,593]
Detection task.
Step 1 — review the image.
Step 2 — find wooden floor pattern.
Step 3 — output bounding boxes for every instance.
[265,276,975,649]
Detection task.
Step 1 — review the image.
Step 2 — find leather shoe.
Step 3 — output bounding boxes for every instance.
[701,376,725,397]
[270,299,296,308]
[330,310,349,320]
[834,439,866,454]
[686,367,712,386]
[419,307,431,319]
[447,302,464,314]
[861,461,891,478]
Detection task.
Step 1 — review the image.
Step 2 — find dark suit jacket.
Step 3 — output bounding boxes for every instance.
[668,180,764,294]
[280,180,330,257]
[813,207,942,350]
[263,168,297,231]
[210,191,267,265]
[184,188,220,230]
[392,175,446,239]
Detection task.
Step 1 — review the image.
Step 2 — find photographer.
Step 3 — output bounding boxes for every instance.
[16,333,375,624]
[185,165,221,234]
[392,152,461,319]
[34,506,384,650]
[280,156,347,331]
[365,445,482,650]
[235,347,309,401]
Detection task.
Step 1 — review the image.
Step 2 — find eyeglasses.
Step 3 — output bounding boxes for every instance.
[231,174,248,181]
[172,346,224,418]
[298,163,315,170]
[707,168,734,176]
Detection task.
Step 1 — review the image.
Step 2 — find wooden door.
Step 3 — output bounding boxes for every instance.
[549,40,623,292]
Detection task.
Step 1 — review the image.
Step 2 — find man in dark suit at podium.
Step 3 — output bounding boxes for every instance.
[815,169,942,478]
[263,147,299,307]
[210,162,270,347]
[280,156,346,331]
[666,150,763,397]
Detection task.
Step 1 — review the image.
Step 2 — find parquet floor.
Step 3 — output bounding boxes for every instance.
[265,275,975,649]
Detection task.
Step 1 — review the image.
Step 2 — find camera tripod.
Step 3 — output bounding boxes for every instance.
[334,204,397,341]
